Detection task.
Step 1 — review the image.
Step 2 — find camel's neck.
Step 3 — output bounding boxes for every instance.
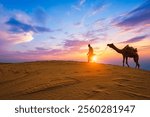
[111,45,122,53]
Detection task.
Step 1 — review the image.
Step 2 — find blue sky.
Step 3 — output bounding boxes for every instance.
[0,0,150,70]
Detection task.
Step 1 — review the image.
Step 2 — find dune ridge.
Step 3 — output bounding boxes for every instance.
[0,61,149,100]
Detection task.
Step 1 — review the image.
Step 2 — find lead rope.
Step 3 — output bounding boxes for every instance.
[98,46,108,56]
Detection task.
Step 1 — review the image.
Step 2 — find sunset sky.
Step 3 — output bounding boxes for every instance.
[0,0,150,70]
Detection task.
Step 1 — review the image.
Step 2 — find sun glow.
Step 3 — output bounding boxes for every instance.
[92,55,97,62]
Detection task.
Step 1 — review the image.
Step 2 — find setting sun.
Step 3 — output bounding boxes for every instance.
[92,55,97,62]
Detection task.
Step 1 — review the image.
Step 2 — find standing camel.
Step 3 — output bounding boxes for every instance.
[107,43,140,69]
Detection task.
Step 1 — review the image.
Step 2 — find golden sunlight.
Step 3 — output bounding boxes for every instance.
[91,55,97,62]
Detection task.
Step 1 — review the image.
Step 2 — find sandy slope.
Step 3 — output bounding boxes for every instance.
[0,61,150,100]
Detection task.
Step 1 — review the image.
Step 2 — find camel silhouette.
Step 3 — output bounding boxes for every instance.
[107,43,140,69]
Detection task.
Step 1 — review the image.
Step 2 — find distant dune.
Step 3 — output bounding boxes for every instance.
[0,61,150,100]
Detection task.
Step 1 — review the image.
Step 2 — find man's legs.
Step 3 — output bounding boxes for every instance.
[88,55,92,62]
[88,56,90,62]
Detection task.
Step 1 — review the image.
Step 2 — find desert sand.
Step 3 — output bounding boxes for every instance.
[0,61,149,100]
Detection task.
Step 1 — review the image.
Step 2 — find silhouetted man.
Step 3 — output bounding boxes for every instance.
[87,44,94,62]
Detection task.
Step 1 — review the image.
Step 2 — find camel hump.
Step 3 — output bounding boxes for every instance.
[124,45,129,49]
[124,45,138,52]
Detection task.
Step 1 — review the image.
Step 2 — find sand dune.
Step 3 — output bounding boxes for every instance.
[0,61,150,100]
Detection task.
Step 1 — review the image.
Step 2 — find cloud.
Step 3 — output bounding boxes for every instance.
[64,39,97,48]
[89,2,108,17]
[0,38,94,62]
[120,35,147,43]
[33,7,48,24]
[0,46,69,62]
[72,0,86,11]
[73,22,84,28]
[71,18,108,44]
[0,47,76,62]
[72,5,81,11]
[0,30,34,45]
[54,28,62,32]
[81,18,109,41]
[91,18,108,31]
[35,47,48,51]
[5,17,51,33]
[141,45,150,48]
[13,11,32,24]
[79,0,86,6]
[64,40,87,47]
[34,26,51,32]
[117,0,150,27]
[25,48,63,56]
[49,36,56,39]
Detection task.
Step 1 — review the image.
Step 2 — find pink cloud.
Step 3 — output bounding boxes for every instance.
[0,30,34,45]
[64,38,97,48]
[119,35,147,44]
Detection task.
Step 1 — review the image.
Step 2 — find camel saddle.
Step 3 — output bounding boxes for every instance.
[124,45,137,53]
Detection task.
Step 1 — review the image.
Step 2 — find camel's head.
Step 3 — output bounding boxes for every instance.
[107,43,114,48]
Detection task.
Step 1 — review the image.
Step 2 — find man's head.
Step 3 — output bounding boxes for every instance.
[88,44,91,47]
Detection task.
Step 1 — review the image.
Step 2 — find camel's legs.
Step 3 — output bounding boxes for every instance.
[137,63,140,69]
[123,56,125,67]
[136,59,140,69]
[133,58,137,68]
[133,57,140,69]
[137,55,140,69]
[125,57,129,67]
